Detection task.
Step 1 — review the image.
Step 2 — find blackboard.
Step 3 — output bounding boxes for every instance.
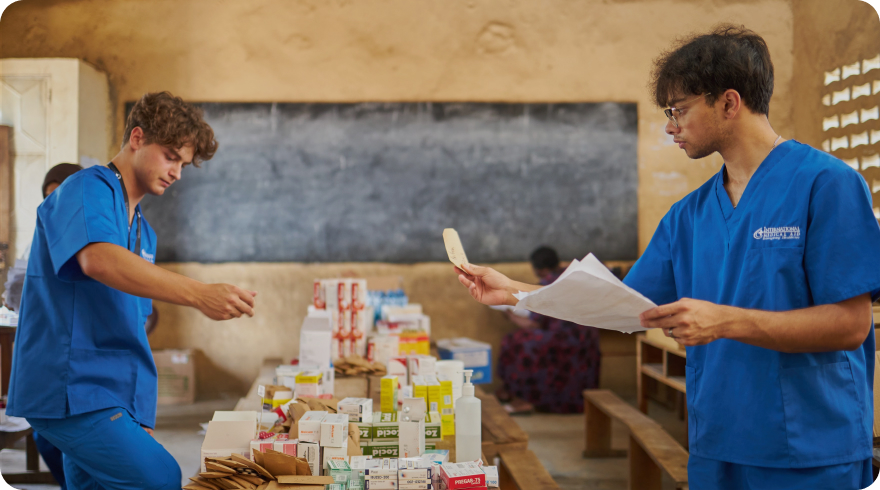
[140,102,638,263]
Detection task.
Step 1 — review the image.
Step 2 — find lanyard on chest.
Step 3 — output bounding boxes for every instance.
[107,163,141,255]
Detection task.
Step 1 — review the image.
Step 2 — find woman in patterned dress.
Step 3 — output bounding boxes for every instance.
[496,246,602,413]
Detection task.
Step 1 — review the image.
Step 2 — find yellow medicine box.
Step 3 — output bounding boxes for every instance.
[380,374,399,413]
[435,374,455,436]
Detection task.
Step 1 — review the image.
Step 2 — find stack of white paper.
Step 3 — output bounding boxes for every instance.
[513,254,654,333]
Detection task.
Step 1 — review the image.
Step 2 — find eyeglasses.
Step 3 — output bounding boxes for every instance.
[663,93,709,128]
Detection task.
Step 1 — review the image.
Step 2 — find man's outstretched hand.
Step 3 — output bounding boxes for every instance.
[194,284,258,321]
[455,263,518,306]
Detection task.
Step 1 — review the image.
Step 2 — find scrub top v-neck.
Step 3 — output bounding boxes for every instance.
[7,166,160,428]
[624,140,880,468]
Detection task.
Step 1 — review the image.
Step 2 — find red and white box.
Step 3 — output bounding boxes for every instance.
[272,433,297,456]
[439,462,486,489]
[249,435,276,460]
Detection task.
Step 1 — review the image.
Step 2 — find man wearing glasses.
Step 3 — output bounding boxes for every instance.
[454,25,879,488]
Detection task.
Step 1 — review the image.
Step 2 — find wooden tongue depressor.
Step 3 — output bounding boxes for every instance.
[443,228,469,269]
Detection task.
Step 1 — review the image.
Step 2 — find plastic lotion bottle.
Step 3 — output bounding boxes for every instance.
[455,369,481,462]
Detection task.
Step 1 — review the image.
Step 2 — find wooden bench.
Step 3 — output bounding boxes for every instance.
[498,447,560,490]
[476,387,529,459]
[583,389,689,490]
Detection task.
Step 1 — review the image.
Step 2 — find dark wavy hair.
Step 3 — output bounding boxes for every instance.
[650,24,774,115]
[122,92,218,166]
[530,246,560,271]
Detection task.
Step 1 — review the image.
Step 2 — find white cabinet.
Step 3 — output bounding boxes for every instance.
[0,58,111,257]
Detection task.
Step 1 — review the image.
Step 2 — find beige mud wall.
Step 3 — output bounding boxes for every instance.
[791,0,880,149]
[1,0,797,399]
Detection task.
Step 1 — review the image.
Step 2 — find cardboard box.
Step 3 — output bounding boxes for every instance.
[425,376,442,414]
[154,349,195,405]
[380,375,399,413]
[297,440,323,477]
[349,455,374,483]
[364,457,399,477]
[327,459,353,485]
[368,375,385,409]
[483,466,499,487]
[295,371,324,399]
[251,435,277,459]
[398,398,426,459]
[335,376,370,400]
[439,462,486,489]
[356,421,373,442]
[435,375,455,437]
[338,397,374,423]
[273,433,298,456]
[436,339,492,385]
[387,356,409,386]
[321,413,351,447]
[300,314,333,369]
[371,412,400,441]
[276,365,303,390]
[263,385,295,410]
[424,412,442,441]
[408,355,437,377]
[364,481,397,489]
[360,440,400,459]
[299,411,328,443]
[199,411,257,471]
[322,441,350,473]
[367,335,400,366]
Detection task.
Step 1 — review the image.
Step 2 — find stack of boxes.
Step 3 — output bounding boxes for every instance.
[321,413,351,472]
[358,411,444,458]
[296,411,326,477]
[363,458,398,489]
[396,458,434,489]
[312,278,371,360]
[355,454,502,490]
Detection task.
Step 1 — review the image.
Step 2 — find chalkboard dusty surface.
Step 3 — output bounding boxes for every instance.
[139,102,638,263]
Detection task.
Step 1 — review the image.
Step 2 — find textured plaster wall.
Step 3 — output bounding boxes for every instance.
[0,0,800,397]
[791,0,880,149]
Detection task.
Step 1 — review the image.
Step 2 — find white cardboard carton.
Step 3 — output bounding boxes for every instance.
[297,440,322,477]
[322,441,349,474]
[199,411,257,471]
[299,410,328,443]
[398,398,426,459]
[321,413,350,447]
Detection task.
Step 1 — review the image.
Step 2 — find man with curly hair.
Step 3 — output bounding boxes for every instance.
[454,26,879,488]
[7,92,258,489]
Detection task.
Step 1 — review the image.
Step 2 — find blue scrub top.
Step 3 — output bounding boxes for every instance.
[624,140,880,468]
[7,166,159,428]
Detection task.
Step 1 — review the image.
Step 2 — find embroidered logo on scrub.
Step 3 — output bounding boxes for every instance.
[140,250,155,263]
[110,412,122,422]
[753,226,801,240]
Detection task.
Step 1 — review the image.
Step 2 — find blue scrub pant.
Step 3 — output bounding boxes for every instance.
[688,454,874,490]
[32,430,67,490]
[27,407,181,490]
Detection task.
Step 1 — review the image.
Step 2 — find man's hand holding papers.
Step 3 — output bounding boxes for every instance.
[454,252,655,334]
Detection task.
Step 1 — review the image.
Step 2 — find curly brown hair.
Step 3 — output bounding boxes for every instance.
[122,92,218,166]
[650,24,774,115]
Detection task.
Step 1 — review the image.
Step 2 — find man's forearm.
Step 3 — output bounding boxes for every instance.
[76,242,204,307]
[721,294,872,353]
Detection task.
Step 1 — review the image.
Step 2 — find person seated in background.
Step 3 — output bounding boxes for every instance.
[496,246,602,414]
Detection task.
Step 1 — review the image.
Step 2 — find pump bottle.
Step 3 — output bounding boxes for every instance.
[455,369,481,462]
